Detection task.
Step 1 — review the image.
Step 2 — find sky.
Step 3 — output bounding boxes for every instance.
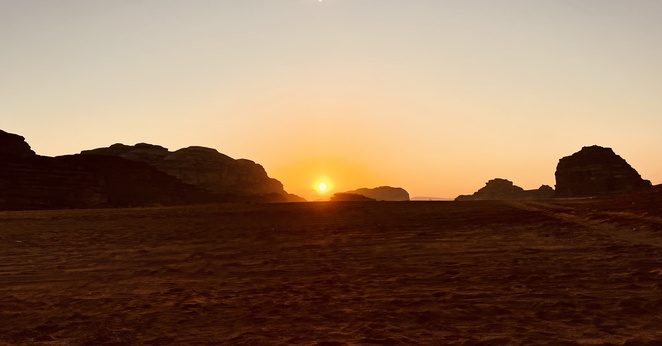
[1,0,661,200]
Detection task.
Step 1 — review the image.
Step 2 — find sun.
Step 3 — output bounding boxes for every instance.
[314,179,333,195]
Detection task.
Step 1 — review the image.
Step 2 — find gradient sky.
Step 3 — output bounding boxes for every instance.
[2,0,661,200]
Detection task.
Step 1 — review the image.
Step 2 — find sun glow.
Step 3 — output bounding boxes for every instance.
[314,179,333,195]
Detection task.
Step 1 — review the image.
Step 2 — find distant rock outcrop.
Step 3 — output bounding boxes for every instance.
[456,179,554,201]
[81,143,302,202]
[411,197,453,201]
[555,146,652,198]
[344,186,410,201]
[531,185,555,199]
[330,193,377,202]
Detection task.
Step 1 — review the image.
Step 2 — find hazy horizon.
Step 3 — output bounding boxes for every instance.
[2,0,661,200]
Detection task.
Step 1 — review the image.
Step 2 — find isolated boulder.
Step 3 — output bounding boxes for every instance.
[0,130,35,158]
[456,179,554,201]
[345,186,410,201]
[82,143,298,200]
[555,146,651,197]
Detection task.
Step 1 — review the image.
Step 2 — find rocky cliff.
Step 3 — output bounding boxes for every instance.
[0,130,210,210]
[81,143,301,201]
[344,186,410,201]
[0,129,308,210]
[456,179,554,201]
[555,146,652,197]
[0,130,35,158]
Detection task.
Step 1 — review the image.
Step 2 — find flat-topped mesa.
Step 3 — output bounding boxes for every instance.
[456,178,554,201]
[82,143,300,201]
[0,130,36,159]
[555,145,652,198]
[344,186,410,201]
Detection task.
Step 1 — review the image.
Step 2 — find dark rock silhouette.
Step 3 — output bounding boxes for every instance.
[456,179,554,201]
[283,193,307,203]
[0,152,209,211]
[55,155,212,207]
[555,146,652,197]
[344,186,410,201]
[533,185,556,198]
[0,130,35,158]
[456,178,523,201]
[330,193,377,202]
[411,196,453,201]
[81,143,302,201]
[0,129,303,210]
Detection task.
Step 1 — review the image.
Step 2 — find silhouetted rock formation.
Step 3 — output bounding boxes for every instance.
[456,179,554,201]
[344,186,410,201]
[0,131,210,210]
[283,193,307,203]
[330,193,377,202]
[555,146,652,198]
[532,185,556,199]
[81,143,303,202]
[411,196,453,201]
[0,129,305,210]
[0,154,105,210]
[0,130,35,158]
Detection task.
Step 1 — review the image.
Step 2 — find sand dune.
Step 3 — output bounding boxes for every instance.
[1,198,662,344]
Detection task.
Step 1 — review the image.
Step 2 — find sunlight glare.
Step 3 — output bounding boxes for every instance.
[314,179,332,195]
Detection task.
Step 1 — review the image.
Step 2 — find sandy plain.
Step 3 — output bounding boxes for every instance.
[1,191,662,345]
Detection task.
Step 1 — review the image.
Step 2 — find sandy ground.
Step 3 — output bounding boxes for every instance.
[1,199,662,345]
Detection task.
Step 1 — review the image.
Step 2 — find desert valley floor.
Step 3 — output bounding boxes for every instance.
[2,193,662,345]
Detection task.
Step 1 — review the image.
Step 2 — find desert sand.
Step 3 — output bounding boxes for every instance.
[1,195,662,345]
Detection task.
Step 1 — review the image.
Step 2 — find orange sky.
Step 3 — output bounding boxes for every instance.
[2,1,661,200]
